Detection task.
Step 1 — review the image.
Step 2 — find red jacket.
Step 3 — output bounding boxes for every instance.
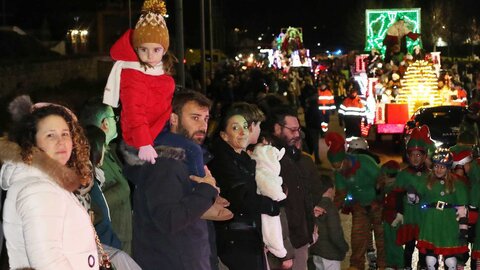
[111,30,175,148]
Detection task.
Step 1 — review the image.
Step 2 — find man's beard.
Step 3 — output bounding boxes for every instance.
[280,133,301,148]
[178,122,206,145]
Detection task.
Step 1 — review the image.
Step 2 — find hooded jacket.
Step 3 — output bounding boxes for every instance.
[121,143,217,270]
[0,138,98,270]
[104,29,175,148]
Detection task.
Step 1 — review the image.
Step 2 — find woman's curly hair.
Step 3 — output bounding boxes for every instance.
[8,105,92,187]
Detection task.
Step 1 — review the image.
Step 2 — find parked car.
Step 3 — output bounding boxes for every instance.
[402,105,468,153]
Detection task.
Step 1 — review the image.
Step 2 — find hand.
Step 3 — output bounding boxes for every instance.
[190,166,218,191]
[138,145,158,164]
[391,213,404,227]
[314,206,326,217]
[406,193,419,204]
[215,196,230,207]
[281,259,293,269]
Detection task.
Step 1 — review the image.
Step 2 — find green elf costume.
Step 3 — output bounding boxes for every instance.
[450,144,475,268]
[452,143,480,267]
[378,160,404,269]
[416,149,469,270]
[326,132,384,270]
[394,125,432,270]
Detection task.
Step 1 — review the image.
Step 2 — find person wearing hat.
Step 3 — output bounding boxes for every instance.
[394,125,432,270]
[103,0,206,174]
[451,144,480,269]
[415,149,469,270]
[325,132,385,270]
[377,160,404,269]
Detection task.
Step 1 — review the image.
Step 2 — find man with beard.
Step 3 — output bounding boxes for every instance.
[267,105,322,270]
[168,90,232,270]
[121,90,221,269]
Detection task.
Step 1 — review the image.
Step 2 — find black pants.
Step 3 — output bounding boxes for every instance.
[343,116,362,138]
[405,240,426,269]
[217,230,266,270]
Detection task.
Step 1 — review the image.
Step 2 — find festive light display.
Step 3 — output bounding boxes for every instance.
[365,8,422,55]
[396,60,441,116]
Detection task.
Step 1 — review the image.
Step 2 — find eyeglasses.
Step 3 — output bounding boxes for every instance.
[105,115,119,122]
[280,124,301,133]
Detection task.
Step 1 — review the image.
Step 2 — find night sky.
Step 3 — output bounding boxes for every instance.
[3,0,480,53]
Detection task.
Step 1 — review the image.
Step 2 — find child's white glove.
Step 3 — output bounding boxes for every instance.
[391,213,404,227]
[139,145,158,164]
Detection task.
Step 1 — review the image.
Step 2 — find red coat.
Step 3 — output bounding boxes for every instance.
[110,30,175,148]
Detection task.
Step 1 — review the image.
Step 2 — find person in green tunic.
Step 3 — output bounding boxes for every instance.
[395,125,432,270]
[450,144,475,269]
[377,160,404,269]
[325,132,384,270]
[451,143,480,269]
[416,149,469,270]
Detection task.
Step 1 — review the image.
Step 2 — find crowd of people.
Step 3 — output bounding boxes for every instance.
[3,0,480,270]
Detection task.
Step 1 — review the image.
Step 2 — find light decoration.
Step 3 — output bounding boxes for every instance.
[396,60,441,116]
[365,8,422,55]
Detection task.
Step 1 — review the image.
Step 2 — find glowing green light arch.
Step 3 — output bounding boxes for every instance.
[365,8,422,55]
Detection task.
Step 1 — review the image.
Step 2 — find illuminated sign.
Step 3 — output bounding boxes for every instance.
[365,8,422,55]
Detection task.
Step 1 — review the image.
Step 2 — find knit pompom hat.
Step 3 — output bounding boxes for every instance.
[132,0,169,51]
[325,132,346,163]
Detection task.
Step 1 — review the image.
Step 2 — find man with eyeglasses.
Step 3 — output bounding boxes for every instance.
[325,131,384,270]
[79,97,133,255]
[267,105,322,270]
[394,125,433,270]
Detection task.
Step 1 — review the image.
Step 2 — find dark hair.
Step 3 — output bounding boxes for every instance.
[8,105,92,186]
[84,125,106,166]
[171,90,212,116]
[230,102,265,126]
[79,96,111,127]
[263,104,298,134]
[217,105,247,133]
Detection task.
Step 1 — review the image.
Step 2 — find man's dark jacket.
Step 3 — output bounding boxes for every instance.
[122,144,217,270]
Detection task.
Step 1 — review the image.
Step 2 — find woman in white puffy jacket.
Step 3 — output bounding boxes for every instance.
[0,97,98,269]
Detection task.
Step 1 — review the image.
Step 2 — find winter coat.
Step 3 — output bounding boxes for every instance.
[250,144,287,258]
[105,29,175,148]
[90,176,122,249]
[100,145,133,254]
[310,197,349,261]
[0,138,98,270]
[121,143,217,270]
[208,138,280,269]
[272,140,316,250]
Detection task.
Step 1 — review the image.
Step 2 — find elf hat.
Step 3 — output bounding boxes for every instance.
[381,160,401,176]
[132,0,169,51]
[450,144,473,167]
[325,132,346,163]
[406,125,433,153]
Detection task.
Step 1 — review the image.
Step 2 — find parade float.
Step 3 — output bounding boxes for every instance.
[356,8,428,137]
[270,27,312,70]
